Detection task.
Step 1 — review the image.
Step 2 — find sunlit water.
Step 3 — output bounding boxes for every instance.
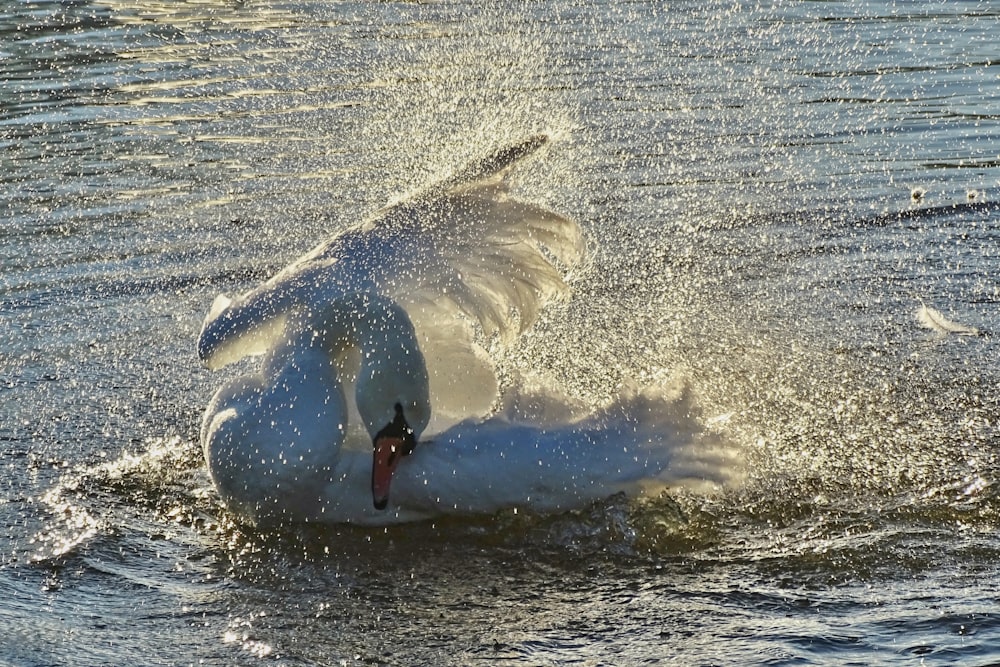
[2,1,998,665]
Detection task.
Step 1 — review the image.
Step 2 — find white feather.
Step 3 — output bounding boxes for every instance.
[916,304,980,336]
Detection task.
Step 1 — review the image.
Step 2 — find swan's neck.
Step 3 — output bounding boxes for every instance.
[276,294,431,443]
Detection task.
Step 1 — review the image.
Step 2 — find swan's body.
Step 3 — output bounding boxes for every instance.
[201,295,431,517]
[206,378,724,525]
[199,136,737,526]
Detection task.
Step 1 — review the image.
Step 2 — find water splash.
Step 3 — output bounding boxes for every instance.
[29,436,212,564]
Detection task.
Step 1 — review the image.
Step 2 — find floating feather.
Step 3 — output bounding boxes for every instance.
[916,304,980,336]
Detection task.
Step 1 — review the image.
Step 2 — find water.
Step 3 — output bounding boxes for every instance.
[2,0,998,664]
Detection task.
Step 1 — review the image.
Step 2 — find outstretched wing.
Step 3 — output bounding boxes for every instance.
[198,135,584,426]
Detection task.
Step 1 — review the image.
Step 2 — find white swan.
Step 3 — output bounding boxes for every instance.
[199,135,737,526]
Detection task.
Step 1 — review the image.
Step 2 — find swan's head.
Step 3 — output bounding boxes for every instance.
[370,403,417,510]
[355,340,431,510]
[259,293,432,511]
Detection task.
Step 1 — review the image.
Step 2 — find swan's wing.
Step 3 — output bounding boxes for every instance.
[299,134,583,341]
[198,135,584,427]
[391,183,584,343]
[197,228,407,369]
[421,133,550,196]
[383,137,583,427]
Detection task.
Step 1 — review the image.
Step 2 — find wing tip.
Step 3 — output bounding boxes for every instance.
[448,134,551,189]
[207,294,233,321]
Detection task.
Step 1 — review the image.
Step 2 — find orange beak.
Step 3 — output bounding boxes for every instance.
[372,435,405,510]
[371,402,417,510]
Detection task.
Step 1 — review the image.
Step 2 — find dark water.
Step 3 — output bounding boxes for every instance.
[2,1,999,664]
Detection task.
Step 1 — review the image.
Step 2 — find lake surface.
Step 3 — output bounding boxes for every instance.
[2,1,998,664]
